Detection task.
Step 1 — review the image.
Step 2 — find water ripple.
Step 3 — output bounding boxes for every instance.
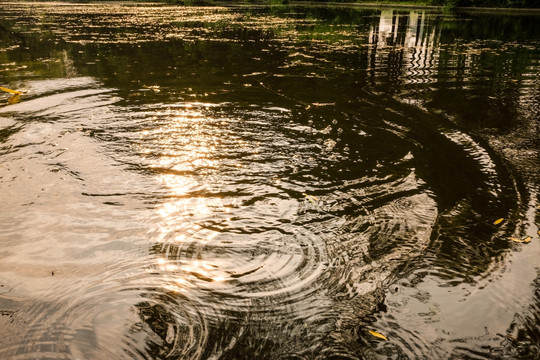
[1,3,537,359]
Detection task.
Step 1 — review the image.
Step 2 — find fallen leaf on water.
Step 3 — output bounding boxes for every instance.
[509,236,531,243]
[8,94,20,105]
[303,193,319,205]
[0,86,21,95]
[493,218,504,225]
[369,330,388,341]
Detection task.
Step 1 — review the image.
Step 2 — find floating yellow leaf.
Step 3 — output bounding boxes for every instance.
[493,218,504,225]
[303,193,319,205]
[369,330,388,340]
[8,94,20,105]
[0,86,21,95]
[509,236,531,243]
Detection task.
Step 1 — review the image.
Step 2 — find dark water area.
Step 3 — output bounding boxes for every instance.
[0,2,539,359]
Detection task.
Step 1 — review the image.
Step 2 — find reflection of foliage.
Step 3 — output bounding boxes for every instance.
[149,0,540,8]
[429,0,540,7]
[270,0,289,5]
[162,0,215,4]
[269,5,379,23]
[133,301,180,358]
[292,0,540,7]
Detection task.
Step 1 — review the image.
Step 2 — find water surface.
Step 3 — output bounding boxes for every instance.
[0,2,539,359]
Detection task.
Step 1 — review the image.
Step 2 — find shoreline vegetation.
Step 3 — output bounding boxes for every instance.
[12,1,540,12]
[17,0,540,10]
[151,0,540,10]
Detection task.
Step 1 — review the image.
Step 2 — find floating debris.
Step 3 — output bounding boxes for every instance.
[8,94,21,105]
[303,193,319,205]
[0,86,21,95]
[508,236,531,243]
[369,330,388,341]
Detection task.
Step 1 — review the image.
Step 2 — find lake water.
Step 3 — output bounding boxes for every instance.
[0,2,539,359]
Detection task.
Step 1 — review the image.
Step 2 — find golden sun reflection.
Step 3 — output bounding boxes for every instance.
[144,103,233,289]
[157,255,229,294]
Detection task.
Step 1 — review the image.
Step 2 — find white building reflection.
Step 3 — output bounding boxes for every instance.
[369,10,440,89]
[377,9,395,47]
